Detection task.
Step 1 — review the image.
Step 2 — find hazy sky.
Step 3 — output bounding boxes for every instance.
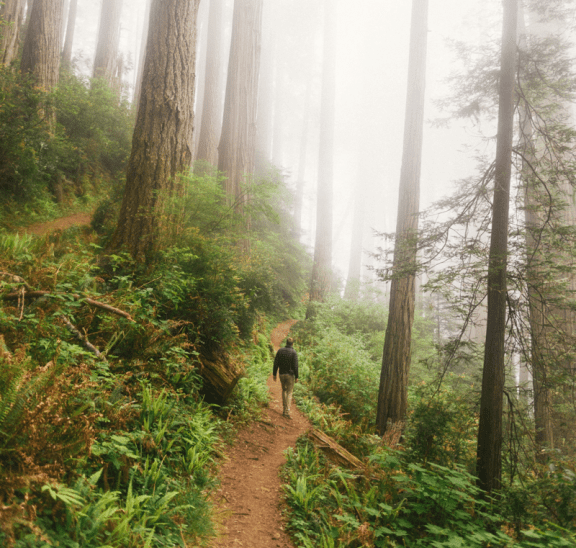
[68,0,508,286]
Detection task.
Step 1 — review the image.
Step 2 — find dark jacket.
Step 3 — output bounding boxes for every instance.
[273,345,298,379]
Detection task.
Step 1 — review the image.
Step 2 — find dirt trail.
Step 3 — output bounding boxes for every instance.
[20,212,92,236]
[210,319,310,548]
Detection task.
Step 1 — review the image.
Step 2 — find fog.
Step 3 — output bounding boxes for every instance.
[68,0,508,286]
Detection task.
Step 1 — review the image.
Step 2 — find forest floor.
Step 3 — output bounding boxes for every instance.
[209,319,310,548]
[19,211,92,236]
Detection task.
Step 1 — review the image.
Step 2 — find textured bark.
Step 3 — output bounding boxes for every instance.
[309,0,337,304]
[218,0,263,204]
[476,0,517,494]
[20,0,63,91]
[60,0,77,67]
[93,0,123,84]
[195,0,225,171]
[376,0,428,436]
[133,0,151,107]
[110,0,200,261]
[0,0,26,66]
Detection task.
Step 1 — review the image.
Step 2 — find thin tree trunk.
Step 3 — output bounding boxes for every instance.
[217,0,263,206]
[375,0,428,436]
[271,58,284,166]
[60,0,76,67]
[195,0,225,171]
[93,0,123,84]
[294,76,312,232]
[256,13,275,162]
[109,0,200,261]
[476,0,518,494]
[0,0,26,66]
[308,0,337,304]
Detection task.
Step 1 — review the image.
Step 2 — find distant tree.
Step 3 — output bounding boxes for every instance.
[93,0,123,85]
[60,0,77,67]
[293,77,312,232]
[195,0,225,171]
[256,13,276,162]
[308,0,337,304]
[476,0,517,494]
[218,0,263,206]
[110,0,200,261]
[20,0,64,92]
[0,0,26,66]
[375,0,428,436]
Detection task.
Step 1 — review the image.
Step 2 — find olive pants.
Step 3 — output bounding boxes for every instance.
[279,374,295,416]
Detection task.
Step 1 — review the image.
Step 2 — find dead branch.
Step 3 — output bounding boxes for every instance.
[61,316,107,361]
[307,429,364,470]
[1,291,134,322]
[0,271,32,290]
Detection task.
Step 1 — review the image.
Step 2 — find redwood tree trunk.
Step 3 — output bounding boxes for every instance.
[0,0,26,66]
[133,0,151,107]
[93,0,123,84]
[476,0,518,494]
[375,0,428,436]
[20,0,64,92]
[60,0,77,67]
[195,0,225,171]
[308,0,337,304]
[218,0,263,205]
[110,0,200,261]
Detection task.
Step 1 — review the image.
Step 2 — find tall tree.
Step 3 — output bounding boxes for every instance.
[293,77,312,232]
[20,0,64,92]
[476,0,518,494]
[308,0,337,304]
[195,0,225,171]
[375,0,428,435]
[217,0,263,205]
[93,0,123,84]
[60,0,77,67]
[0,0,26,66]
[133,0,151,107]
[110,0,200,261]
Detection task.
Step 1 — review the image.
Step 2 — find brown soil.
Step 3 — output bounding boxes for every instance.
[209,319,310,548]
[21,212,92,236]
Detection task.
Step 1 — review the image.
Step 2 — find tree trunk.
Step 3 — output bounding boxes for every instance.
[476,0,517,494]
[293,77,312,233]
[217,0,263,206]
[195,0,225,171]
[109,0,200,261]
[60,0,76,67]
[133,0,151,107]
[20,0,63,92]
[0,0,26,66]
[308,0,337,304]
[255,13,275,162]
[93,0,123,84]
[271,58,284,167]
[375,0,428,436]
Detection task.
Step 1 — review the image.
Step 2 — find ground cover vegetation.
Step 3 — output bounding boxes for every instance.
[0,66,310,545]
[284,298,576,546]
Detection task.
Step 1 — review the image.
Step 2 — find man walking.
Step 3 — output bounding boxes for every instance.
[273,337,298,418]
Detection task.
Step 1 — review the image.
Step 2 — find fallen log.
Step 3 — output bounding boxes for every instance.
[307,429,364,470]
[198,352,244,404]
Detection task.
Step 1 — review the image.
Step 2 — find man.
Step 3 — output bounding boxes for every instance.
[273,337,299,418]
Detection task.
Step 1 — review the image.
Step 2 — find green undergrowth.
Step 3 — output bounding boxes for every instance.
[0,225,289,547]
[282,299,576,547]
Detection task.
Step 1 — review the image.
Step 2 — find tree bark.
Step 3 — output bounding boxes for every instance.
[60,0,77,67]
[0,0,26,66]
[109,0,200,261]
[218,0,263,205]
[133,0,151,107]
[476,0,517,494]
[375,0,428,436]
[93,0,123,85]
[20,0,64,92]
[308,0,337,304]
[195,0,225,171]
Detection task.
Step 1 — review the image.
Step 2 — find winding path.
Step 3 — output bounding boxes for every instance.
[210,319,310,548]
